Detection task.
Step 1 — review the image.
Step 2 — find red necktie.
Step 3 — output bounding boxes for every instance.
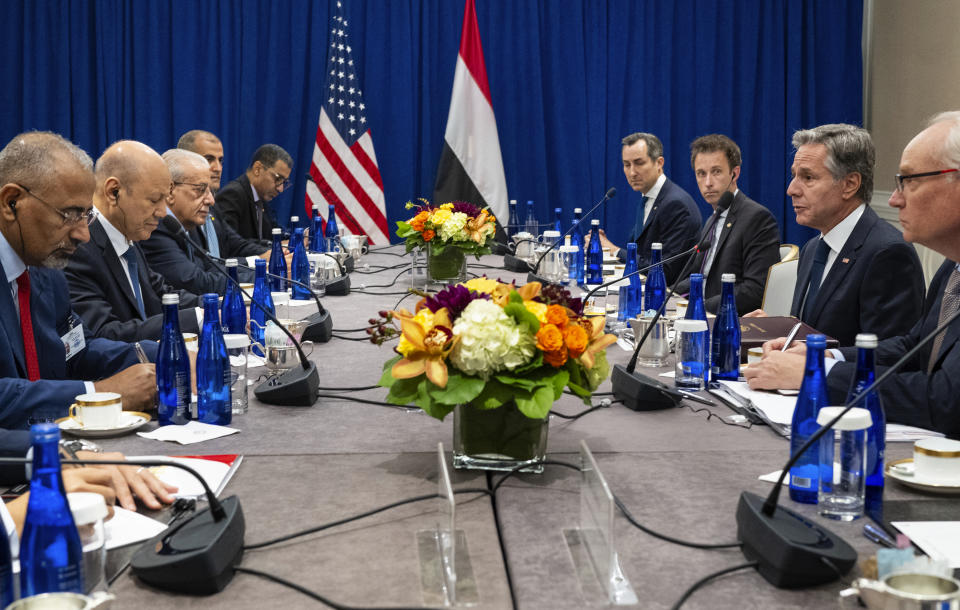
[16,272,40,381]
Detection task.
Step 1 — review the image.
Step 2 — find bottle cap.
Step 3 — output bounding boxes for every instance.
[290,216,299,222]
[255,258,266,269]
[591,219,600,225]
[855,333,878,349]
[674,319,708,333]
[223,333,251,349]
[202,293,219,305]
[161,293,180,305]
[68,492,109,526]
[272,228,282,235]
[225,258,238,267]
[689,273,703,282]
[510,199,517,205]
[559,245,579,253]
[574,207,582,214]
[626,242,637,252]
[721,273,736,282]
[543,230,561,239]
[554,207,561,213]
[805,333,826,348]
[564,235,571,246]
[651,242,662,250]
[816,406,872,431]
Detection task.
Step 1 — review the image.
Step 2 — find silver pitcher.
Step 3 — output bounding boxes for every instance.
[839,573,960,609]
[628,316,670,367]
[5,592,114,610]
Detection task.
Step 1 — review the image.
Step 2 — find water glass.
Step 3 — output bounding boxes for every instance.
[674,319,709,389]
[817,406,872,521]
[306,253,327,296]
[223,334,250,415]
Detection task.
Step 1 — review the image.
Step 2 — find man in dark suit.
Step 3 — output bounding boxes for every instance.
[595,132,701,284]
[673,135,780,314]
[746,124,924,346]
[141,149,263,294]
[215,143,293,242]
[65,141,201,342]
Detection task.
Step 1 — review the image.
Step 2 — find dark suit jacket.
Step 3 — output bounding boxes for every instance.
[789,206,924,346]
[215,174,275,242]
[623,177,702,285]
[0,428,31,483]
[0,260,141,429]
[674,191,781,315]
[64,219,201,342]
[828,260,960,437]
[141,216,258,295]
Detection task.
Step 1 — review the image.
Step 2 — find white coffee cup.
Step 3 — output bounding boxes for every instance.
[913,438,960,482]
[69,392,122,429]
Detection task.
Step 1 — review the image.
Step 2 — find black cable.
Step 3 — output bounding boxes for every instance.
[244,488,491,551]
[613,495,742,549]
[316,384,379,391]
[332,327,373,333]
[315,392,413,409]
[355,289,419,296]
[681,404,755,430]
[331,334,373,342]
[486,471,518,610]
[549,399,619,421]
[355,269,408,289]
[393,292,416,309]
[669,561,758,610]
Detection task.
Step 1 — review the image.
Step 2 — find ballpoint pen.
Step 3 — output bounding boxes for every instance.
[134,341,150,364]
[863,523,897,548]
[781,322,803,352]
[676,390,717,406]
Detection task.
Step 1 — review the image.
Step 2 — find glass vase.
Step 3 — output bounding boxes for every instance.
[426,242,467,285]
[453,401,548,473]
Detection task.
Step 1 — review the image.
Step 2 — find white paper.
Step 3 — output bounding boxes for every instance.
[892,522,960,568]
[659,371,675,378]
[105,507,168,550]
[719,380,797,424]
[125,456,234,499]
[885,424,945,442]
[137,421,239,445]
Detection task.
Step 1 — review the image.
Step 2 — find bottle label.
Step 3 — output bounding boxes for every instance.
[790,475,813,489]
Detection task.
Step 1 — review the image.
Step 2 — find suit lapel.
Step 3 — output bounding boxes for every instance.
[791,241,817,316]
[636,181,669,244]
[92,220,141,315]
[705,196,740,288]
[806,210,874,323]
[0,258,26,375]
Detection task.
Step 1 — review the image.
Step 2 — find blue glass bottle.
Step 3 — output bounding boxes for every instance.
[644,243,666,312]
[0,501,12,607]
[250,259,275,358]
[289,215,300,233]
[789,334,829,504]
[309,205,325,252]
[571,207,585,285]
[157,293,191,426]
[268,227,286,292]
[198,293,231,426]
[710,273,740,381]
[847,333,885,513]
[20,423,84,596]
[326,204,339,241]
[553,207,563,234]
[624,242,642,317]
[290,228,311,301]
[524,200,538,235]
[586,219,603,284]
[685,273,710,382]
[506,200,519,236]
[220,259,247,334]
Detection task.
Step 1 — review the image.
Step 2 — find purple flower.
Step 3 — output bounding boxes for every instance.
[424,284,489,319]
[451,201,483,218]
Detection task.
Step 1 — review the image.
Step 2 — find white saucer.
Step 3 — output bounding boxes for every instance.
[56,411,152,439]
[886,458,960,495]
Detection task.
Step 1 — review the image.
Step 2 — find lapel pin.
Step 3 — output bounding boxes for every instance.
[726,222,732,228]
[842,258,850,264]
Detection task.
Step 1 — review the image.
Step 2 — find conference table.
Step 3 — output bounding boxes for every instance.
[98,246,922,609]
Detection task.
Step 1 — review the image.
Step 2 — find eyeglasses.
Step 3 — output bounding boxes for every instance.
[15,183,96,226]
[173,181,211,198]
[894,168,959,192]
[265,168,291,190]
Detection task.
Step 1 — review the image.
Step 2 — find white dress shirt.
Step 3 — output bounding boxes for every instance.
[817,203,866,288]
[641,174,667,225]
[95,208,139,298]
[701,189,738,279]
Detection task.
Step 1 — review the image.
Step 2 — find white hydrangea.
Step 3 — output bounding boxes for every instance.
[438,212,469,242]
[450,300,536,379]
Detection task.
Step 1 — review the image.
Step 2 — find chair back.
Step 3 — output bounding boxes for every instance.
[761,258,799,316]
[779,244,799,262]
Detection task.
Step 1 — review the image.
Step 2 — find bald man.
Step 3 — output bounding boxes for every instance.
[64,141,201,342]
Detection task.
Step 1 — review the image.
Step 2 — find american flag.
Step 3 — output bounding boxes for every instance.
[305,0,389,244]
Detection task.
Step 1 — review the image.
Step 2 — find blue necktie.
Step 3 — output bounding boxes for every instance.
[204,218,221,258]
[122,247,146,319]
[631,196,648,241]
[800,238,831,319]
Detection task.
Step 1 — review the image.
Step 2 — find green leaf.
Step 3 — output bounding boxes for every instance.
[493,374,538,391]
[470,379,521,410]
[503,291,540,334]
[512,351,544,374]
[385,375,421,405]
[428,372,485,405]
[515,384,555,419]
[378,355,402,388]
[549,369,569,401]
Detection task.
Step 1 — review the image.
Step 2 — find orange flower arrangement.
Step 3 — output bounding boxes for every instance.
[421,229,435,242]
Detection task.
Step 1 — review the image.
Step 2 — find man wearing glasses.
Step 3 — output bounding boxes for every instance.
[215,143,294,242]
[64,141,201,343]
[747,111,960,437]
[0,132,160,423]
[745,123,924,346]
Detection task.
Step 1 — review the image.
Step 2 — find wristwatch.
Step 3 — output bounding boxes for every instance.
[59,439,104,457]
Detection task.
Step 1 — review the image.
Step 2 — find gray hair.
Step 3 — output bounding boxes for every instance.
[162,148,210,182]
[177,130,220,152]
[621,132,664,161]
[248,143,293,171]
[0,131,93,194]
[792,123,874,204]
[928,111,960,171]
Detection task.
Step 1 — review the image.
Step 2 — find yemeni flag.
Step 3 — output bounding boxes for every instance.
[433,0,508,226]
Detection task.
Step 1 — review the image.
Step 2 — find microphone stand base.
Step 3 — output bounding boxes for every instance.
[504,254,533,273]
[130,495,245,595]
[611,364,683,411]
[326,274,351,296]
[736,491,856,589]
[490,240,509,255]
[255,361,320,406]
[344,255,355,273]
[301,309,333,343]
[526,271,562,286]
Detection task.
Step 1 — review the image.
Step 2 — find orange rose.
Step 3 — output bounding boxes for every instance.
[545,304,569,328]
[563,324,589,358]
[409,211,430,232]
[422,229,435,242]
[536,324,564,352]
[543,348,568,368]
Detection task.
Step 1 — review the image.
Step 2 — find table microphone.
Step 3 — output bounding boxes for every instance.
[303,172,358,273]
[611,192,733,410]
[737,303,960,588]
[0,456,243,594]
[525,188,617,284]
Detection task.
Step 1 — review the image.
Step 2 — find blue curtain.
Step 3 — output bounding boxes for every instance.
[2,0,862,247]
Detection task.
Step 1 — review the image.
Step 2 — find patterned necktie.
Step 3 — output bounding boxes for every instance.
[204,218,221,258]
[928,267,960,372]
[256,203,264,241]
[16,272,40,381]
[122,247,147,319]
[699,219,719,275]
[800,238,831,319]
